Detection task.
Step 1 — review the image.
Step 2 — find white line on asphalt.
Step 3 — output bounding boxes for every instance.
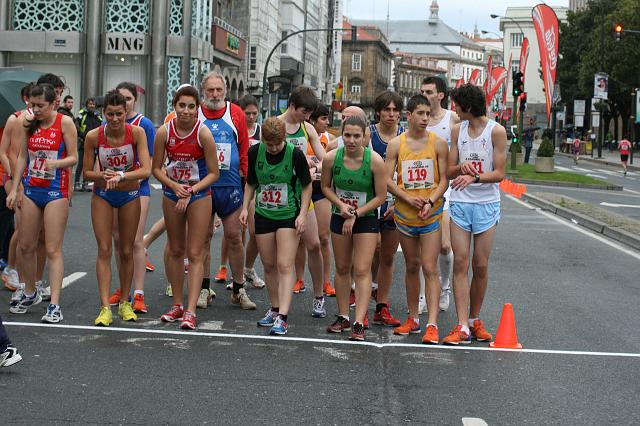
[462,418,489,426]
[623,188,640,195]
[5,322,640,358]
[554,166,572,171]
[62,272,87,288]
[600,202,640,208]
[572,166,592,172]
[505,195,536,210]
[151,183,162,190]
[586,173,607,179]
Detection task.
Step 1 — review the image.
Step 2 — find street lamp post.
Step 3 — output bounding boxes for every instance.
[261,27,353,119]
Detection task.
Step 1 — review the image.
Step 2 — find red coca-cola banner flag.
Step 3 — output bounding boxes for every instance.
[532,4,559,122]
[487,66,508,107]
[519,37,530,83]
[483,55,493,98]
[469,69,481,85]
[501,54,512,115]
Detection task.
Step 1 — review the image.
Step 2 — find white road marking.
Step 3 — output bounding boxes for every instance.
[572,166,592,172]
[62,272,87,288]
[5,322,640,358]
[600,202,640,208]
[151,183,162,190]
[554,166,572,171]
[623,188,640,195]
[586,173,607,179]
[462,418,489,426]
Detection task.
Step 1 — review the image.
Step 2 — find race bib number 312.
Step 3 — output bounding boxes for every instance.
[257,183,288,210]
[401,159,434,190]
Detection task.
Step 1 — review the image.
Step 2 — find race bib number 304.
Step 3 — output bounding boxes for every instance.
[336,188,366,209]
[401,159,434,190]
[257,183,288,210]
[28,149,57,180]
[217,143,231,170]
[99,145,134,172]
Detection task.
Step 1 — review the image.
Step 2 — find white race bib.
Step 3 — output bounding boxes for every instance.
[257,183,289,210]
[401,159,434,190]
[289,137,307,152]
[99,145,134,172]
[28,149,57,180]
[166,160,200,184]
[336,188,366,209]
[217,143,231,170]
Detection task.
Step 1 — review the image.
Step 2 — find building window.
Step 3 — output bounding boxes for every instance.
[512,59,520,75]
[281,31,288,54]
[352,53,362,71]
[511,33,524,48]
[13,0,84,31]
[105,0,150,33]
[351,85,361,93]
[250,46,257,71]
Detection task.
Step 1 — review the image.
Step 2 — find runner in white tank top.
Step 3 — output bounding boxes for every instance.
[422,77,461,313]
[443,83,507,346]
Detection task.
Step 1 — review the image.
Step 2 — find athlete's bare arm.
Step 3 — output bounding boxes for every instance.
[484,125,507,183]
[0,114,17,173]
[364,150,387,215]
[431,136,449,202]
[304,121,326,161]
[82,128,103,185]
[126,126,151,182]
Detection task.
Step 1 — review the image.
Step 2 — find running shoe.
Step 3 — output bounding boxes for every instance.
[160,305,184,322]
[181,311,197,330]
[439,289,450,311]
[9,290,42,314]
[0,345,22,368]
[230,288,256,310]
[196,288,212,309]
[326,315,350,333]
[2,267,19,291]
[257,309,278,327]
[41,304,63,323]
[349,322,365,341]
[269,316,288,335]
[422,324,439,345]
[393,317,420,336]
[109,288,122,306]
[244,267,265,288]
[145,254,155,272]
[0,258,6,272]
[348,289,356,307]
[370,287,378,302]
[94,306,113,327]
[132,293,148,313]
[165,284,173,297]
[418,295,427,314]
[323,281,336,297]
[470,320,493,342]
[373,304,401,327]
[293,279,306,294]
[442,325,472,345]
[214,265,228,283]
[209,288,216,299]
[312,297,327,318]
[37,280,51,301]
[363,312,369,329]
[118,301,137,322]
[10,284,25,302]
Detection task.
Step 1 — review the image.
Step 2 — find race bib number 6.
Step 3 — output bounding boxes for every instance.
[401,159,434,190]
[217,143,232,170]
[28,149,57,180]
[257,183,288,210]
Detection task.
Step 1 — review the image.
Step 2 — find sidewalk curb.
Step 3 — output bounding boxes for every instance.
[556,152,640,172]
[510,177,622,191]
[521,193,640,251]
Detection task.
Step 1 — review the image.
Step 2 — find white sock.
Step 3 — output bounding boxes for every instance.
[371,282,378,290]
[469,318,478,328]
[439,250,453,290]
[461,324,470,334]
[134,290,144,296]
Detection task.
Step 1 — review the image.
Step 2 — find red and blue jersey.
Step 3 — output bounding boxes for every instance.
[96,123,138,172]
[199,102,248,188]
[23,113,69,196]
[164,118,208,184]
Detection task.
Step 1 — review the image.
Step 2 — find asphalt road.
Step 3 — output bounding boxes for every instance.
[2,186,639,425]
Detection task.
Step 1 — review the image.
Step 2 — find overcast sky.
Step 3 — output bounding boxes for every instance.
[344,0,569,35]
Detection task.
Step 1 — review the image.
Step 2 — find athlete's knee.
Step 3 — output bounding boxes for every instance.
[318,232,330,248]
[19,239,38,255]
[440,243,451,255]
[186,247,204,264]
[471,258,489,279]
[276,260,294,276]
[405,257,421,275]
[334,262,351,277]
[421,263,439,281]
[167,243,186,260]
[352,265,371,282]
[45,245,63,261]
[304,236,321,253]
[118,244,134,261]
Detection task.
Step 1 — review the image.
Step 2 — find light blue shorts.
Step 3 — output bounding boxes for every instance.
[449,201,500,234]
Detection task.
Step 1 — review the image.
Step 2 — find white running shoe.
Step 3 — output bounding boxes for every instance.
[244,268,265,288]
[418,296,428,314]
[196,288,212,309]
[439,289,450,311]
[2,267,19,290]
[36,280,51,301]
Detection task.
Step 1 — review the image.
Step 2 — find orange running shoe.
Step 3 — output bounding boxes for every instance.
[442,325,472,345]
[363,312,369,329]
[108,289,122,306]
[145,255,155,272]
[373,304,401,327]
[471,320,493,342]
[393,317,420,336]
[348,289,356,307]
[214,265,228,283]
[422,324,439,344]
[293,279,306,294]
[323,282,336,297]
[132,293,148,313]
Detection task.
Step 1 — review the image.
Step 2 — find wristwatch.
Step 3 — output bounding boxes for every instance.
[187,186,193,194]
[474,174,481,183]
[117,171,125,181]
[427,199,434,207]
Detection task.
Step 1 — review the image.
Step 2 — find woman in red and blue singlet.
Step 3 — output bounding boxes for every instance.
[83,90,151,327]
[152,85,219,330]
[6,84,78,322]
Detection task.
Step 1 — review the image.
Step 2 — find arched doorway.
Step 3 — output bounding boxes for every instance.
[230,78,238,101]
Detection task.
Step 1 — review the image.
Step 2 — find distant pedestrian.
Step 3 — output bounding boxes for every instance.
[57,95,74,118]
[572,138,581,164]
[619,137,632,176]
[75,98,103,191]
[523,128,534,164]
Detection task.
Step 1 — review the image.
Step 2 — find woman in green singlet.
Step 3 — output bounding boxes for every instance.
[320,116,387,341]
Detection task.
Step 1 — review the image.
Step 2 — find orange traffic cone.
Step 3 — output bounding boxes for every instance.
[505,180,515,194]
[489,303,522,349]
[513,183,525,198]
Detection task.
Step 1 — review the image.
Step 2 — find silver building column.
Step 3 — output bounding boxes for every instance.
[83,0,102,102]
[180,0,192,84]
[0,0,10,67]
[148,0,169,125]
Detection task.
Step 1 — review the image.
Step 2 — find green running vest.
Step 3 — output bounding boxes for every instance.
[331,147,375,217]
[255,142,299,220]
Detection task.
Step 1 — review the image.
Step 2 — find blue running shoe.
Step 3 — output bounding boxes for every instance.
[41,304,63,323]
[0,258,7,272]
[311,297,327,318]
[9,290,42,314]
[269,316,288,335]
[257,309,277,327]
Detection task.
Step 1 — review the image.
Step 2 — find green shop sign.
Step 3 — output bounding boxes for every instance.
[226,33,240,54]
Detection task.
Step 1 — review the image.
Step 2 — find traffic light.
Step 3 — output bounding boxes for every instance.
[512,71,524,97]
[615,24,623,42]
[519,92,527,111]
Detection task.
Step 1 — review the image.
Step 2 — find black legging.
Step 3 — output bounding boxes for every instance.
[74,146,85,184]
[0,186,14,261]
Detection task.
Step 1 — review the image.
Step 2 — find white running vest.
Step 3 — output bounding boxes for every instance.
[426,109,452,147]
[449,120,500,204]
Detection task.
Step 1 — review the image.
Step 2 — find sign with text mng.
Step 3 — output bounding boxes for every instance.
[212,25,246,60]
